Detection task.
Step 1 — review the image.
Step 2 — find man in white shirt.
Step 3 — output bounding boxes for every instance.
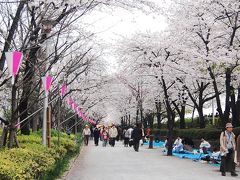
[83,125,91,146]
[200,138,211,154]
[109,124,118,147]
[174,137,182,147]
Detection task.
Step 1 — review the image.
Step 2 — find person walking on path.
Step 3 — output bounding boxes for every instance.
[93,127,100,146]
[83,125,91,146]
[141,126,145,146]
[125,126,134,147]
[131,123,143,152]
[101,127,109,147]
[220,123,238,177]
[109,124,118,147]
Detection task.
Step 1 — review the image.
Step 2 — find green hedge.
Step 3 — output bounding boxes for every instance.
[152,127,240,141]
[0,130,81,180]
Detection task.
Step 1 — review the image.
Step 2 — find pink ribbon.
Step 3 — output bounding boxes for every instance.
[42,75,53,94]
[68,97,73,108]
[61,84,66,98]
[72,102,77,111]
[5,51,23,85]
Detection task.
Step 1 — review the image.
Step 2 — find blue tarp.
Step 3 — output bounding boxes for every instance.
[172,152,207,160]
[144,141,165,147]
[144,141,221,166]
[165,151,221,166]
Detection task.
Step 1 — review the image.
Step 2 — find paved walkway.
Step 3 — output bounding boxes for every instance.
[65,141,237,180]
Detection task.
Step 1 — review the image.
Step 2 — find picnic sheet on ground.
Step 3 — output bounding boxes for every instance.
[144,141,165,147]
[143,141,221,166]
[172,152,207,160]
[164,151,221,166]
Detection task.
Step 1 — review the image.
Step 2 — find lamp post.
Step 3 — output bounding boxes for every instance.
[42,20,54,146]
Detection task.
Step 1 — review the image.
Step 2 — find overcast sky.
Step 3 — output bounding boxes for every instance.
[82,2,168,73]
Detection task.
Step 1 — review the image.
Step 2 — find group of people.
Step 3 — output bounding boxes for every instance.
[166,122,240,177]
[123,125,151,148]
[82,123,145,152]
[83,121,240,177]
[82,124,119,147]
[122,123,144,151]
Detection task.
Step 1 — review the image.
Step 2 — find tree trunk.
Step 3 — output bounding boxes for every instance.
[161,76,174,156]
[19,47,39,135]
[172,101,185,129]
[236,85,240,127]
[128,114,131,126]
[9,83,19,148]
[198,107,205,128]
[223,68,231,124]
[208,67,225,127]
[167,108,174,156]
[179,105,186,129]
[0,127,8,147]
[136,107,139,124]
[155,101,162,129]
[149,113,154,129]
[231,86,240,127]
[191,105,195,124]
[140,104,143,124]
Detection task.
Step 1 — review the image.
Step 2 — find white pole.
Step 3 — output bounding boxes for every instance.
[43,32,50,146]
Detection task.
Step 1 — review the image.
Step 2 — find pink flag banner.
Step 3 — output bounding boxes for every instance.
[79,111,83,118]
[60,84,66,99]
[72,102,77,111]
[67,97,73,108]
[42,75,53,95]
[77,107,82,117]
[82,113,86,120]
[5,51,23,85]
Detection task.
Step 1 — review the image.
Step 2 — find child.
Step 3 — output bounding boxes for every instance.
[101,127,109,147]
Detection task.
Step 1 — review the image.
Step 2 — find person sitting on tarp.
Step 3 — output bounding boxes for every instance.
[173,142,184,153]
[173,141,195,154]
[173,137,182,147]
[200,138,211,154]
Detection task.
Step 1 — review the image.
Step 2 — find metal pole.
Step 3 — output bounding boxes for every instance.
[42,24,52,146]
[43,38,49,146]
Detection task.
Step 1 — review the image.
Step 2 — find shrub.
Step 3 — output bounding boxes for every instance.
[0,130,81,180]
[152,128,222,140]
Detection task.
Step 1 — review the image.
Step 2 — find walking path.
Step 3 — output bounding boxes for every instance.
[64,141,237,180]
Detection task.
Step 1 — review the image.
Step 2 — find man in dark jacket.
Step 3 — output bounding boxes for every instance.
[131,123,143,152]
[93,127,100,146]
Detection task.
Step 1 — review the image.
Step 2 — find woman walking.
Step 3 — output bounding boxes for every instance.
[101,127,109,147]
